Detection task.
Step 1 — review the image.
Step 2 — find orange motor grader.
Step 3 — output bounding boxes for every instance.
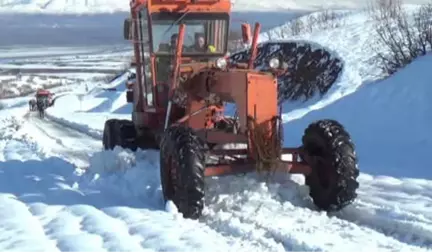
[103,0,360,219]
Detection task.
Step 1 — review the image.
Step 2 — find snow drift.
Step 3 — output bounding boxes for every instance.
[282,54,432,179]
[82,136,432,251]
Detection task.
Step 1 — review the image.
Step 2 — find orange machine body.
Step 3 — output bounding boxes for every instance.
[124,0,309,177]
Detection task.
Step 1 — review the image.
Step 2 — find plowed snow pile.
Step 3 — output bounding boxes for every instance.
[265,9,432,179]
[283,54,432,178]
[0,5,431,252]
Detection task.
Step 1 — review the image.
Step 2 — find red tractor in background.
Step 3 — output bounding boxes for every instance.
[102,0,360,219]
[35,89,53,107]
[34,89,54,118]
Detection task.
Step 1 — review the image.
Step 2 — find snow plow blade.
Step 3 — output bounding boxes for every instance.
[229,41,343,103]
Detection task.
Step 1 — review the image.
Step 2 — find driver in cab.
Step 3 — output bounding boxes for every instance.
[158,33,215,53]
[155,34,180,81]
[156,32,217,80]
[158,33,180,52]
[187,33,216,53]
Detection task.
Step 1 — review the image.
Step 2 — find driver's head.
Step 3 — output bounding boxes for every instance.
[170,34,178,47]
[194,33,205,49]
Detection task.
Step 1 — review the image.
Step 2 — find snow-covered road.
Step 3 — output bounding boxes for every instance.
[202,172,432,251]
[0,110,429,251]
[0,113,261,252]
[26,112,101,168]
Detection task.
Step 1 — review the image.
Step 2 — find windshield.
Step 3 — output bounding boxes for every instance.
[36,95,48,100]
[151,13,229,55]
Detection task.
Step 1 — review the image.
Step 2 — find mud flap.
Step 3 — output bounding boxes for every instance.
[229,41,343,103]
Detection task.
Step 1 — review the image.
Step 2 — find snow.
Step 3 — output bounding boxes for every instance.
[283,54,432,178]
[0,46,131,99]
[0,157,250,251]
[45,72,132,138]
[257,9,432,179]
[0,4,432,252]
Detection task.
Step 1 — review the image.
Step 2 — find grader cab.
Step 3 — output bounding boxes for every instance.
[103,0,360,219]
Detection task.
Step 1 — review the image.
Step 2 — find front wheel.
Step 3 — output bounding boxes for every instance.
[160,126,206,219]
[301,119,359,211]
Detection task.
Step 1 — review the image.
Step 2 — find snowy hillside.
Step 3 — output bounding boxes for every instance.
[283,54,432,178]
[0,47,132,99]
[0,3,431,252]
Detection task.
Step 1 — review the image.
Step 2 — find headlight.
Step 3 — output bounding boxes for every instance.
[269,58,280,69]
[216,58,227,69]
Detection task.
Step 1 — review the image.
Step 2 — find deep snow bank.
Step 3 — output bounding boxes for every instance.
[267,10,381,121]
[283,54,432,179]
[86,147,162,204]
[0,151,256,251]
[82,146,269,252]
[84,133,432,251]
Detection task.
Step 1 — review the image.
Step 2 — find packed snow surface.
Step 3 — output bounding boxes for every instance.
[0,6,431,252]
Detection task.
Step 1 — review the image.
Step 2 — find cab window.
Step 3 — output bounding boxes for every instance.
[151,13,229,56]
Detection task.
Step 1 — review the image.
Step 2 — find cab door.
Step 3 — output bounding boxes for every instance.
[138,7,154,108]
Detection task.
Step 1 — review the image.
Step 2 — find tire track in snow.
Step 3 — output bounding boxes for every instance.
[24,111,129,168]
[200,174,311,251]
[335,200,432,249]
[331,175,432,249]
[26,113,102,168]
[201,173,432,251]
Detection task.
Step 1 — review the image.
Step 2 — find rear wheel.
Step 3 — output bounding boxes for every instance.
[302,119,359,211]
[103,119,137,151]
[118,119,138,151]
[160,126,206,219]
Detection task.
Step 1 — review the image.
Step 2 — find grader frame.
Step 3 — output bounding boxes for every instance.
[103,0,360,219]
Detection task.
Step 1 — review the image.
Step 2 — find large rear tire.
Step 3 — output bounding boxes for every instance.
[160,126,206,219]
[302,119,359,211]
[103,119,137,151]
